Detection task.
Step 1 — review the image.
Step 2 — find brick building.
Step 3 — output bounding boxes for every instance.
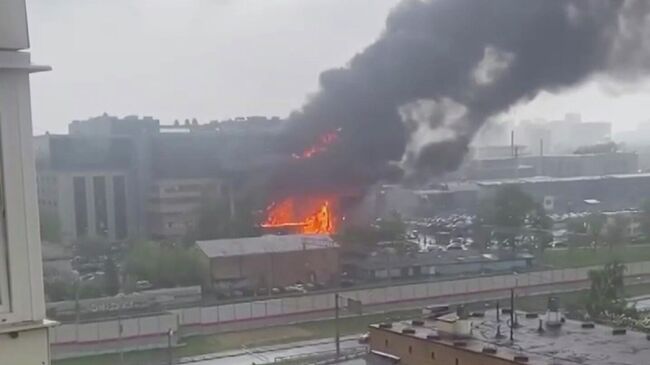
[196,234,339,292]
[368,307,650,365]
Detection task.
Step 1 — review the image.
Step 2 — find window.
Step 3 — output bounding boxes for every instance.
[93,176,108,237]
[408,346,412,354]
[385,339,389,348]
[113,175,127,239]
[455,359,459,365]
[431,351,435,360]
[73,176,88,236]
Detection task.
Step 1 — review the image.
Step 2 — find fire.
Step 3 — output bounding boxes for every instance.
[262,197,335,234]
[292,129,340,160]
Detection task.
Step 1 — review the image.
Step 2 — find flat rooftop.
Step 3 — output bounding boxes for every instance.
[196,234,337,258]
[476,172,650,187]
[370,309,650,365]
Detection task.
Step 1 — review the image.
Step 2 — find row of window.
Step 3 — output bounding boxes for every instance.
[73,175,128,239]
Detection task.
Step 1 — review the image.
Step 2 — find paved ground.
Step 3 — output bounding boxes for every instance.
[176,276,650,365]
[180,336,363,364]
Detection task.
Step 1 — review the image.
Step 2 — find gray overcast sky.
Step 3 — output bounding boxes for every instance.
[27,0,650,135]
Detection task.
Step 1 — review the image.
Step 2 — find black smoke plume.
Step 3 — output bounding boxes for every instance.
[274,0,650,191]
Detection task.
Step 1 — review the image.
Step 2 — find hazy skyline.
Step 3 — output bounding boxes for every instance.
[27,0,650,135]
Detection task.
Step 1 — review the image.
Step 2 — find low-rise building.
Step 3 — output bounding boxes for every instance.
[368,307,650,365]
[356,250,534,282]
[196,234,339,292]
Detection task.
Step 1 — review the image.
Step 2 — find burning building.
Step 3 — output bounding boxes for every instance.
[262,0,650,222]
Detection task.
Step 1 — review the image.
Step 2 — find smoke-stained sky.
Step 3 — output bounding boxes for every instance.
[27,0,650,135]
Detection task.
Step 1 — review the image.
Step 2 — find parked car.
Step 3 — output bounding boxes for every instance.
[446,242,465,250]
[135,280,153,290]
[285,284,307,293]
[358,332,370,344]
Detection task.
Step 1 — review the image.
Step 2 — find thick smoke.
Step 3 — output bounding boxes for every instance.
[277,0,650,190]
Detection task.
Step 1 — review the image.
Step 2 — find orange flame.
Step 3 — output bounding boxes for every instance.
[262,197,335,234]
[292,129,340,160]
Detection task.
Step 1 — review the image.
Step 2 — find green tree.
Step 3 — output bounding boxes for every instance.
[529,204,552,255]
[586,213,606,250]
[605,215,629,251]
[126,241,203,288]
[376,211,406,242]
[641,199,650,239]
[189,192,261,242]
[585,261,627,318]
[103,257,120,296]
[74,237,111,259]
[39,211,61,243]
[44,279,74,302]
[479,185,535,250]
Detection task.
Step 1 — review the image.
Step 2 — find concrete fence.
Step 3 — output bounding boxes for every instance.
[50,261,650,358]
[51,312,178,359]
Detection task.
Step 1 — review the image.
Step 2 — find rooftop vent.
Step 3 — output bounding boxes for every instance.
[379,323,392,329]
[411,319,424,326]
[402,328,416,334]
[581,323,595,329]
[514,355,529,363]
[482,347,497,354]
[470,311,485,318]
[612,328,627,336]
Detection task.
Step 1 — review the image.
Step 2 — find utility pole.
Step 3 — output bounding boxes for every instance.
[168,328,174,365]
[118,303,124,365]
[334,292,340,358]
[74,277,80,338]
[510,287,514,342]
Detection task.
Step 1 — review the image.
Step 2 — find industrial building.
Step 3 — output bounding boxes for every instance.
[458,151,638,181]
[196,234,340,292]
[368,306,650,365]
[477,173,650,213]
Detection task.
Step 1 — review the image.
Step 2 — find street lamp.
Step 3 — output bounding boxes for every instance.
[168,328,175,365]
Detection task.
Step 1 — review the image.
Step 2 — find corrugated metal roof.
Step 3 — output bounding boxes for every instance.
[196,234,338,258]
